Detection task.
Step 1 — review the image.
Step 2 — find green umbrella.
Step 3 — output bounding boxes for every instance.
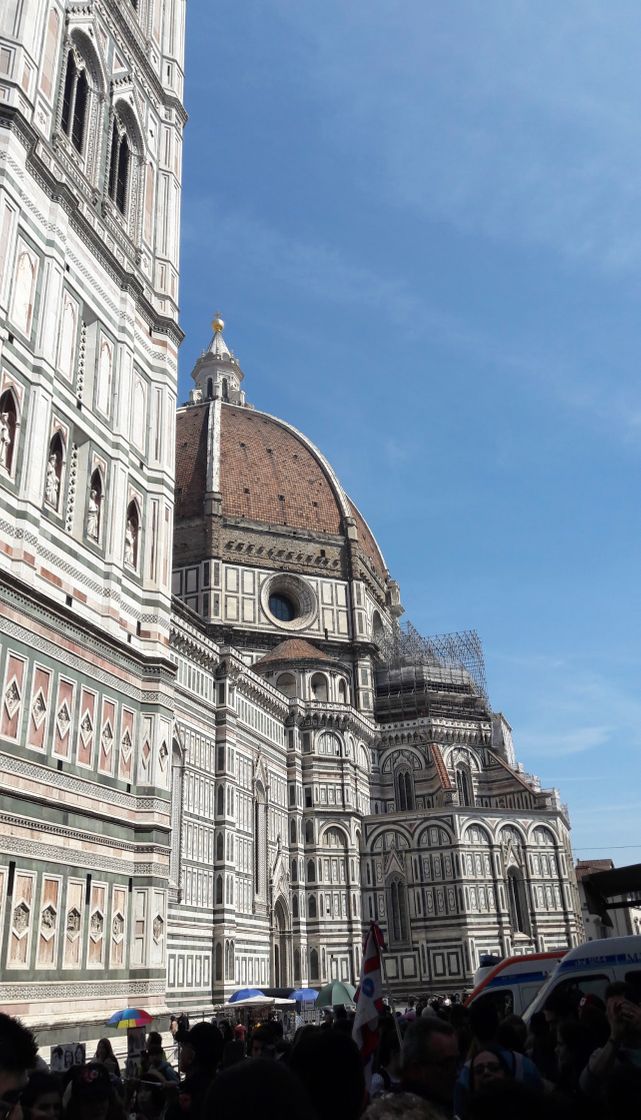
[315,980,356,1008]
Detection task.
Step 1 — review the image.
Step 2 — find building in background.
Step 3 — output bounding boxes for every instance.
[576,860,641,940]
[168,319,582,1010]
[0,0,185,1043]
[0,1,581,1040]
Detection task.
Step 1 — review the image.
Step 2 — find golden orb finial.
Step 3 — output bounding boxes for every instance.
[211,312,225,333]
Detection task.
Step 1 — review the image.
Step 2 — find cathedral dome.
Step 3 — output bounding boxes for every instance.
[175,319,389,589]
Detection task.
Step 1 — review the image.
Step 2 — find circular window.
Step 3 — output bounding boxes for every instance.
[269,592,296,622]
[261,574,317,631]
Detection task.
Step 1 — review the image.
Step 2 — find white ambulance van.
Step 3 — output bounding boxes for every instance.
[465,951,566,1019]
[523,935,641,1023]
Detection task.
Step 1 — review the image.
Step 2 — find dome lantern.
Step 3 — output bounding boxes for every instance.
[189,312,246,405]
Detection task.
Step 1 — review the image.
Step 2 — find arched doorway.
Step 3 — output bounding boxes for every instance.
[273,898,289,987]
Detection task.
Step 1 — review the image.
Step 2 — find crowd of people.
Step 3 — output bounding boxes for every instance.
[1,980,640,1120]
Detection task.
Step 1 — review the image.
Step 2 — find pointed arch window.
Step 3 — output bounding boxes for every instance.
[293,895,299,919]
[396,768,415,812]
[308,894,317,919]
[307,860,316,884]
[0,390,18,476]
[86,469,103,543]
[290,818,297,845]
[61,51,89,153]
[108,118,131,215]
[45,432,64,510]
[124,500,140,569]
[507,868,529,935]
[305,820,314,845]
[456,766,474,807]
[387,877,409,944]
[254,781,267,900]
[291,859,298,883]
[215,875,223,905]
[309,947,319,980]
[215,941,223,981]
[169,742,184,894]
[216,832,224,862]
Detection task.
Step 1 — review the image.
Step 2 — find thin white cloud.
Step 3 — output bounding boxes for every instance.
[273,2,641,274]
[518,725,610,758]
[183,201,421,326]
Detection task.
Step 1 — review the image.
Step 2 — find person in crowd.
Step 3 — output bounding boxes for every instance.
[577,994,609,1051]
[579,981,641,1098]
[398,1019,459,1118]
[220,1041,246,1070]
[454,1000,541,1117]
[94,1040,120,1079]
[144,1045,179,1085]
[289,1029,365,1120]
[166,1022,222,1120]
[216,1022,232,1046]
[203,1057,314,1120]
[496,1014,527,1054]
[370,1020,403,1097]
[249,1026,277,1060]
[18,1074,61,1120]
[0,1013,39,1120]
[362,1092,443,1120]
[554,1019,594,1097]
[403,998,417,1022]
[128,1081,166,1120]
[232,1024,246,1049]
[465,1080,557,1120]
[525,1010,558,1082]
[64,1063,124,1120]
[468,1046,514,1096]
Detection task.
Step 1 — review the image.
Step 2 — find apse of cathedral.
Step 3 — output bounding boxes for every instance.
[0,1,580,1041]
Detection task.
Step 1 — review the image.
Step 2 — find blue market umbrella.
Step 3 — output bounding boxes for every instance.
[290,988,319,1002]
[228,988,265,1003]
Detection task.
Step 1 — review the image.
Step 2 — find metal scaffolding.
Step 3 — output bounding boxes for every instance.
[375,620,489,722]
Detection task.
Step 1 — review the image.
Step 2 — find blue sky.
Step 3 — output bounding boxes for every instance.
[179,2,641,864]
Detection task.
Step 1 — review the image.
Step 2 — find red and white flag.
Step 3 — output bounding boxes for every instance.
[352,922,386,1088]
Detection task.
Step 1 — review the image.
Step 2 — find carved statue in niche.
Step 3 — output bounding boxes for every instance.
[0,412,12,468]
[87,488,100,540]
[124,517,136,565]
[45,452,60,507]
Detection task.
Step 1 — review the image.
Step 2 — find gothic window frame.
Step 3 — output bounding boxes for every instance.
[386,876,410,945]
[455,765,474,807]
[309,946,319,980]
[56,30,107,183]
[506,866,530,936]
[106,98,145,241]
[169,738,185,898]
[395,767,415,812]
[253,780,267,903]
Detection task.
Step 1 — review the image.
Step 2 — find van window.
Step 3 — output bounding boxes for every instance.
[624,971,641,1001]
[551,974,610,1007]
[473,989,514,1020]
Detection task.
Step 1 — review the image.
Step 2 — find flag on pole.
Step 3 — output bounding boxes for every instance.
[352,922,386,1089]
